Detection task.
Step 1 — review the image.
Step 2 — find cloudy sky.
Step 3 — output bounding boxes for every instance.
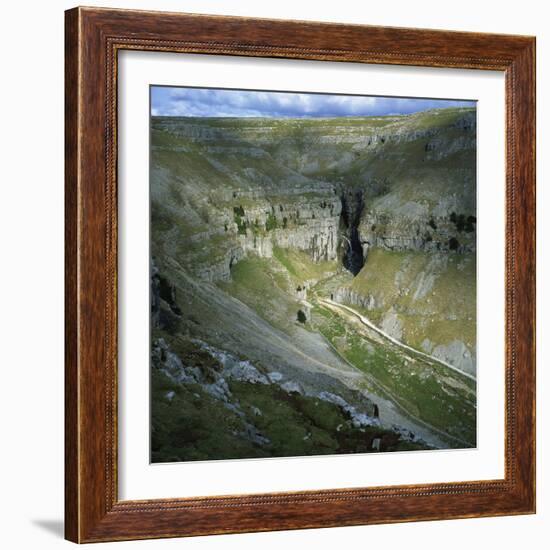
[151,86,475,118]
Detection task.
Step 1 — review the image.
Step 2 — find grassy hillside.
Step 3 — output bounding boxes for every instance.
[152,337,428,463]
[344,248,476,373]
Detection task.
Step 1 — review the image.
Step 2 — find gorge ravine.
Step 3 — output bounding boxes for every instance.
[150,107,477,461]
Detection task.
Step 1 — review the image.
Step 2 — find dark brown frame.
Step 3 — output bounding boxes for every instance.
[65,6,536,543]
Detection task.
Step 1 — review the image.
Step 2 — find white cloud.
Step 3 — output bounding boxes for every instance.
[151,86,474,118]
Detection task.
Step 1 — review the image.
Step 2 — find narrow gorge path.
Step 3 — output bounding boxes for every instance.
[318,298,476,382]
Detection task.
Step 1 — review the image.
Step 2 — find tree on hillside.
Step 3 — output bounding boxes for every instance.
[297,309,307,324]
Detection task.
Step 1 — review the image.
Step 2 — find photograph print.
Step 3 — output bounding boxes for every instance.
[150,86,477,463]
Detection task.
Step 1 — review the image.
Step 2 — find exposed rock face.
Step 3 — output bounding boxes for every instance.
[317,391,379,428]
[152,336,380,444]
[151,107,476,373]
[333,286,377,310]
[151,109,475,279]
[189,196,341,282]
[333,249,476,375]
[340,188,366,274]
[196,246,245,283]
[359,210,475,254]
[380,310,404,341]
[422,338,476,376]
[151,332,429,461]
[152,338,192,384]
[236,196,341,263]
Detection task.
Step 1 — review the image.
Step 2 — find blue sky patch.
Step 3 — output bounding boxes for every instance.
[151,86,475,118]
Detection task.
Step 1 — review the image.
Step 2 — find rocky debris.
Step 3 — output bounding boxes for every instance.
[391,424,428,446]
[410,266,437,301]
[152,339,189,381]
[333,287,377,310]
[281,381,304,395]
[380,310,403,341]
[317,391,379,428]
[203,377,232,402]
[225,361,271,385]
[250,406,262,416]
[152,338,232,402]
[431,340,476,376]
[196,341,270,384]
[165,391,176,402]
[267,372,283,383]
[152,330,439,454]
[154,338,383,441]
[153,338,272,447]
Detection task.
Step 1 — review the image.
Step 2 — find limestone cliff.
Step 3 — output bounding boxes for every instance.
[151,107,476,374]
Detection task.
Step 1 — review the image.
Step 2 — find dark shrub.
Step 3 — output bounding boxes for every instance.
[449,237,460,251]
[265,212,278,231]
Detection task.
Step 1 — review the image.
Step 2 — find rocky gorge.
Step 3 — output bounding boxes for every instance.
[150,106,478,461]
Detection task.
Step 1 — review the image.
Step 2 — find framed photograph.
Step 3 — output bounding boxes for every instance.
[65,7,536,543]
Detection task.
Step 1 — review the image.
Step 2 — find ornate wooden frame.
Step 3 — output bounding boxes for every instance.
[65,6,536,543]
